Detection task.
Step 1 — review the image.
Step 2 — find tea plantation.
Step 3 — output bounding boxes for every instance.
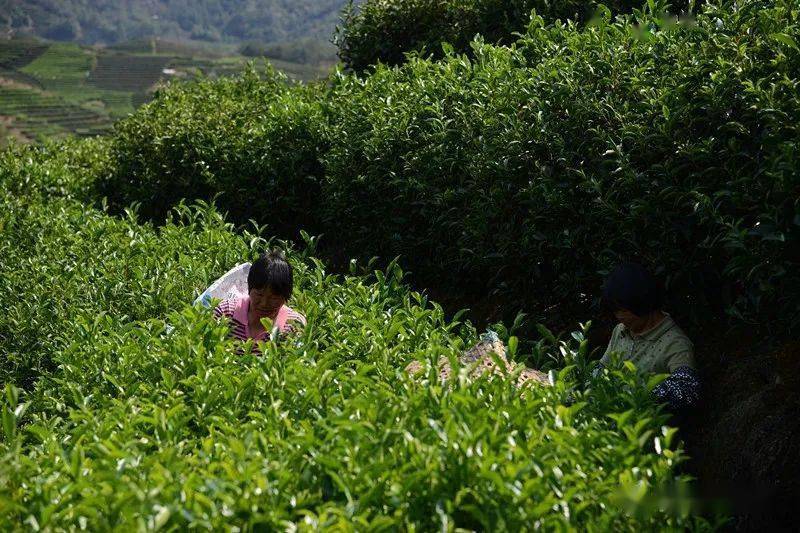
[0,141,703,529]
[335,0,691,71]
[0,39,331,146]
[2,0,799,528]
[106,0,800,333]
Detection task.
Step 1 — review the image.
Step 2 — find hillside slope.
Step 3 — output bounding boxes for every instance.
[0,40,331,146]
[0,0,357,45]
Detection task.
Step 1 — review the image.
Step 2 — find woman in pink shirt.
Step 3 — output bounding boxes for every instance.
[213,251,306,348]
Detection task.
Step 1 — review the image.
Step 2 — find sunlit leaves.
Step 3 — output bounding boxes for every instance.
[92,1,800,334]
[0,187,698,529]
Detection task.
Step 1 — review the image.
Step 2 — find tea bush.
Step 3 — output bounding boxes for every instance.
[0,196,243,389]
[0,136,111,203]
[103,0,800,332]
[335,0,588,72]
[323,0,800,329]
[105,65,329,233]
[334,0,695,72]
[0,176,702,529]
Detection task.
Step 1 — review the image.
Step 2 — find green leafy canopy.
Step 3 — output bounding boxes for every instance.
[0,144,705,529]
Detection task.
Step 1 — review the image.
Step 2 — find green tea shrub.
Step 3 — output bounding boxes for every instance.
[0,137,111,203]
[334,0,694,72]
[323,0,800,328]
[0,185,701,529]
[101,0,800,331]
[0,193,247,388]
[105,65,329,234]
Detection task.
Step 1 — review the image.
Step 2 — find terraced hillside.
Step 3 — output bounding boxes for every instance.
[88,53,172,93]
[18,43,134,118]
[0,38,47,90]
[0,84,112,141]
[0,39,333,145]
[1,42,125,143]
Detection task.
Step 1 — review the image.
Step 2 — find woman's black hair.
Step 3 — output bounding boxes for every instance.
[601,262,664,317]
[248,250,293,299]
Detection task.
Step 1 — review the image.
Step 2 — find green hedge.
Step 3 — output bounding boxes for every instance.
[103,0,800,331]
[324,0,800,328]
[0,137,110,202]
[0,165,702,528]
[105,66,328,234]
[0,180,242,389]
[334,0,695,71]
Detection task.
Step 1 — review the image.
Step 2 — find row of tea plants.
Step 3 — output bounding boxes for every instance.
[102,0,800,332]
[0,153,707,529]
[334,0,694,71]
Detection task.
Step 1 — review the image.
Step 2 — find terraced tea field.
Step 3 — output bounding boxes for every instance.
[0,85,112,141]
[0,39,332,145]
[17,43,135,119]
[88,53,172,93]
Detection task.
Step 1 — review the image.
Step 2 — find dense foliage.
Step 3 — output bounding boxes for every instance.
[105,0,800,332]
[334,0,694,71]
[104,66,328,237]
[0,0,355,45]
[0,146,700,529]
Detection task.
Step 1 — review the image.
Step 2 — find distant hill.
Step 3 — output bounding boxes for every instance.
[0,0,357,45]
